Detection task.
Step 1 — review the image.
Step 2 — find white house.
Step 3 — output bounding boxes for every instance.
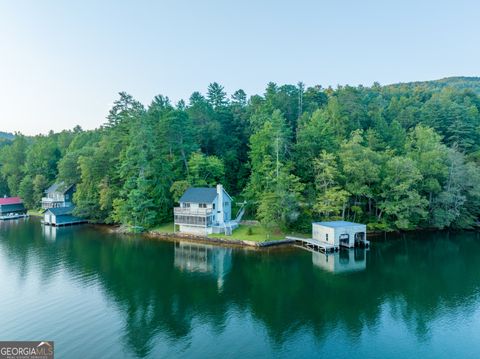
[41,182,75,209]
[312,221,367,248]
[174,184,237,235]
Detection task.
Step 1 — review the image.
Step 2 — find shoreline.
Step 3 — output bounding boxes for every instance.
[144,230,296,250]
[136,226,478,249]
[29,214,478,250]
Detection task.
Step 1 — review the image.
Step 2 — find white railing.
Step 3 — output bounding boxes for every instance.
[174,207,213,216]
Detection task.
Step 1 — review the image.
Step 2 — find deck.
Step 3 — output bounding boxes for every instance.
[286,236,339,253]
[0,213,28,220]
[287,236,370,253]
[42,219,87,227]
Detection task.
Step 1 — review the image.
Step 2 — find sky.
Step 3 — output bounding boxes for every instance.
[0,0,478,135]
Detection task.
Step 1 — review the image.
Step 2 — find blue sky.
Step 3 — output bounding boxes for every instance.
[0,0,478,135]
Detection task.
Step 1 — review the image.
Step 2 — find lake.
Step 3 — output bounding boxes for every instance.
[0,218,479,358]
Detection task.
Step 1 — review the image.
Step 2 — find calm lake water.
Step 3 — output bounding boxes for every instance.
[0,218,480,358]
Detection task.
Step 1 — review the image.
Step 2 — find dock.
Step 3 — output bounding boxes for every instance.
[42,218,87,227]
[287,236,339,253]
[0,213,28,220]
[287,236,370,253]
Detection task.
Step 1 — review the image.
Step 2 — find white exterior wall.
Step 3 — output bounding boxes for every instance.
[313,223,366,247]
[217,184,224,225]
[179,225,213,235]
[312,224,335,244]
[214,185,232,224]
[44,212,57,225]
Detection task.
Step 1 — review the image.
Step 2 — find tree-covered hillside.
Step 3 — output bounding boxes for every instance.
[388,76,480,94]
[0,131,14,140]
[1,78,480,232]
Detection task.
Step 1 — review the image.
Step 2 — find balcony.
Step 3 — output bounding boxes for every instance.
[41,197,72,209]
[174,207,214,227]
[174,207,213,216]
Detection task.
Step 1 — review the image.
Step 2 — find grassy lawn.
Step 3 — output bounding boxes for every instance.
[151,222,175,233]
[150,222,310,243]
[27,209,44,217]
[209,224,286,242]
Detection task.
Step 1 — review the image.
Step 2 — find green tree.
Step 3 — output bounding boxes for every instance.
[379,156,428,230]
[0,135,28,195]
[187,152,225,187]
[313,151,349,220]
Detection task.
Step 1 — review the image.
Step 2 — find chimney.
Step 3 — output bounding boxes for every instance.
[216,184,224,224]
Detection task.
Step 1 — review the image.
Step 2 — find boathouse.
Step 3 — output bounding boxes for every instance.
[41,182,75,209]
[43,206,85,226]
[174,184,238,235]
[313,221,367,248]
[0,197,27,217]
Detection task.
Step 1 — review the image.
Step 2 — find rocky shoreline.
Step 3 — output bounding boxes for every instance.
[144,230,295,249]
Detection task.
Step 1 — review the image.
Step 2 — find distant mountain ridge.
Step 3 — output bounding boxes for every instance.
[388,76,480,94]
[0,131,14,140]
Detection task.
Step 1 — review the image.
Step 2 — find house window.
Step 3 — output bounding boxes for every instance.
[326,233,329,241]
[183,203,190,208]
[213,203,215,209]
[199,203,207,208]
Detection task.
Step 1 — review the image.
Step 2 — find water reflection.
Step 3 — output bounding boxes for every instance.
[312,248,367,273]
[174,242,232,290]
[42,224,57,241]
[0,219,479,358]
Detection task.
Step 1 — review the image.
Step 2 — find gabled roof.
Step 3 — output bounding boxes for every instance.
[0,197,23,205]
[314,221,366,228]
[46,206,75,216]
[45,182,74,194]
[179,188,218,203]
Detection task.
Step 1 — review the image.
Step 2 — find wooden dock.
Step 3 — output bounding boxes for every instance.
[0,214,28,220]
[286,236,339,253]
[287,236,370,253]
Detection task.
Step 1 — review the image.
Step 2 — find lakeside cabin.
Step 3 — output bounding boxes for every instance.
[43,206,86,227]
[41,182,75,209]
[313,221,368,248]
[174,184,238,235]
[0,197,27,219]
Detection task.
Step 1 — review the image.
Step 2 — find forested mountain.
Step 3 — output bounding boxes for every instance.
[0,131,14,141]
[388,76,480,94]
[1,78,480,232]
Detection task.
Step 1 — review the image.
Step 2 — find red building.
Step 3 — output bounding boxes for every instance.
[0,197,27,216]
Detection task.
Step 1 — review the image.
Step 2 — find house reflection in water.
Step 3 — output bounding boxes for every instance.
[174,242,232,290]
[312,248,367,273]
[42,225,76,242]
[42,224,58,241]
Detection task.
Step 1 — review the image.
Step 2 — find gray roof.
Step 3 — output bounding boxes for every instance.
[179,187,218,203]
[45,182,74,194]
[46,206,75,216]
[314,221,366,228]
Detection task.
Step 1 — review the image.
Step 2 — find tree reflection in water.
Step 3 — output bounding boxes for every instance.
[0,219,479,357]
